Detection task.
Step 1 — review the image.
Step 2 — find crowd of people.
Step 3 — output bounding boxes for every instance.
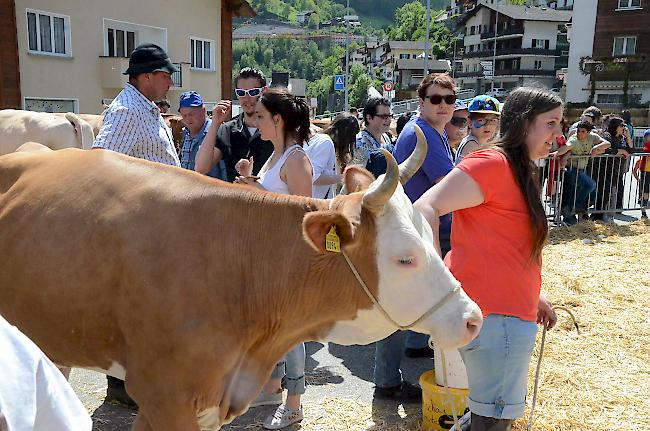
[551,106,649,224]
[84,41,650,431]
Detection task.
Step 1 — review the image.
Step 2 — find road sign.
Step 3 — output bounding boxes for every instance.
[334,75,345,91]
[383,81,394,92]
[480,61,493,77]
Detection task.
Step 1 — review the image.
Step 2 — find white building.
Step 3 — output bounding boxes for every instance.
[456,1,571,94]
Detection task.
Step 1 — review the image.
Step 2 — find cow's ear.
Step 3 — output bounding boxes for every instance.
[343,165,374,193]
[302,211,356,253]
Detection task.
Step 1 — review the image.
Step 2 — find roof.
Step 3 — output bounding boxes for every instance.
[458,1,571,25]
[395,59,450,72]
[388,41,430,51]
[225,0,256,18]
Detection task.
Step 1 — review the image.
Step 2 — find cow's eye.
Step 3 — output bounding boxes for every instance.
[398,257,413,265]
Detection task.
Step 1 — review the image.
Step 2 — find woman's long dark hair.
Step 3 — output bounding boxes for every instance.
[259,87,311,149]
[497,87,562,262]
[605,116,624,137]
[325,112,360,171]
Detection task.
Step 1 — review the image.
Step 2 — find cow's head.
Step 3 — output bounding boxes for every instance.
[302,125,482,350]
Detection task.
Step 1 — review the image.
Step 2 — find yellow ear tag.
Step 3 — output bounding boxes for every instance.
[325,226,341,253]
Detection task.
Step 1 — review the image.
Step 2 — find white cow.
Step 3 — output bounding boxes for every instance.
[0,109,94,155]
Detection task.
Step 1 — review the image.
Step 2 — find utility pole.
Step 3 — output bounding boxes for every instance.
[344,0,350,111]
[491,1,499,92]
[424,0,431,76]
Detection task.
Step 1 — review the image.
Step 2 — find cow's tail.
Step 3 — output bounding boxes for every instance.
[65,113,94,150]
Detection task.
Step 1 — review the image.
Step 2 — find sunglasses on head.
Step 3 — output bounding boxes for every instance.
[450,116,468,127]
[374,113,393,120]
[425,94,457,105]
[235,87,263,97]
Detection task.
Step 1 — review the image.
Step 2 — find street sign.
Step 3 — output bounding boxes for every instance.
[383,81,394,92]
[480,60,493,78]
[334,75,345,91]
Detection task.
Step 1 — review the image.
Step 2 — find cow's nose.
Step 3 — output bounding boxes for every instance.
[465,309,483,339]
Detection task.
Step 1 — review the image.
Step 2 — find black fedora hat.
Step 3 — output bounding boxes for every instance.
[123,43,178,75]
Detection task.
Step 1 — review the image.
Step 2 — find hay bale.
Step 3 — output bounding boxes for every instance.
[520,220,650,431]
[291,221,650,431]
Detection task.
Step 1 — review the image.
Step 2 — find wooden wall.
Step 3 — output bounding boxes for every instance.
[0,0,21,109]
[593,0,650,80]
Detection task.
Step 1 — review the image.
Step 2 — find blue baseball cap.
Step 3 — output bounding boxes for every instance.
[179,91,204,110]
[468,95,500,115]
[454,100,468,111]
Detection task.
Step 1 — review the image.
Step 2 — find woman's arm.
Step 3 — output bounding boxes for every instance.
[195,102,231,174]
[313,172,342,186]
[414,168,485,255]
[283,151,313,197]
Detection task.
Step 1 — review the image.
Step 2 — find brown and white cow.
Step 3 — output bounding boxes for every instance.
[0,130,481,431]
[0,109,94,155]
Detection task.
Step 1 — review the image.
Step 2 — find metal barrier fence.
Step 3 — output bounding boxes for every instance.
[538,152,650,224]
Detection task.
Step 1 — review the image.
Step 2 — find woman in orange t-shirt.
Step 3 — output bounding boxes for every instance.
[415,87,560,431]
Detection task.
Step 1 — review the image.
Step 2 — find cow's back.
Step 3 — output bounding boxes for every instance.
[0,109,83,155]
[0,148,284,371]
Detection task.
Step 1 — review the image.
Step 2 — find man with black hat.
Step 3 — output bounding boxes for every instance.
[93,43,183,408]
[93,43,180,166]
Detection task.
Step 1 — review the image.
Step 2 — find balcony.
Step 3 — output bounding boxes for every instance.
[463,48,558,59]
[457,69,556,78]
[456,71,484,78]
[480,26,524,40]
[494,69,556,77]
[99,57,191,90]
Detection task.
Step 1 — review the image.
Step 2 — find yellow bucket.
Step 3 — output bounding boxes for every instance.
[420,370,469,431]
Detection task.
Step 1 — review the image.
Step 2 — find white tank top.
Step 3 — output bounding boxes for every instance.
[258,144,309,195]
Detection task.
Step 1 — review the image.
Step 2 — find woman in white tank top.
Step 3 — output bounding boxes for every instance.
[234,88,312,430]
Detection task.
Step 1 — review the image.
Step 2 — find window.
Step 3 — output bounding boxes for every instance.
[400,53,410,59]
[617,0,641,9]
[24,98,77,113]
[107,27,136,57]
[532,39,550,49]
[26,10,71,56]
[597,93,641,104]
[613,36,637,55]
[190,38,214,70]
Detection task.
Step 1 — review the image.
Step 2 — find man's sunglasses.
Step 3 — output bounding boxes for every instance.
[235,87,263,97]
[425,94,457,105]
[449,117,468,127]
[374,113,393,120]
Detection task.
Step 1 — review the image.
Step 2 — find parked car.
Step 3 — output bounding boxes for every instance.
[485,87,507,100]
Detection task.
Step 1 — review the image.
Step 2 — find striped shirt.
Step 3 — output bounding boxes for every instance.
[93,83,180,166]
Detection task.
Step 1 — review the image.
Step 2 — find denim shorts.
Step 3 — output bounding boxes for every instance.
[458,314,538,419]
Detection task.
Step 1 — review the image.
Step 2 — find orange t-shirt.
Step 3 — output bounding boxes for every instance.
[444,149,541,322]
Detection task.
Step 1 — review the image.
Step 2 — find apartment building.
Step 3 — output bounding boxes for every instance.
[0,0,254,113]
[455,1,571,94]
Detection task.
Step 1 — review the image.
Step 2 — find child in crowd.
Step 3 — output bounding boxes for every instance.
[633,130,650,219]
[454,95,500,165]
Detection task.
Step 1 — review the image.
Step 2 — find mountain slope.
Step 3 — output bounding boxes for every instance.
[248,0,449,28]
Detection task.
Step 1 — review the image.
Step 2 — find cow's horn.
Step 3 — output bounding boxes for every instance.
[398,124,428,184]
[362,148,399,214]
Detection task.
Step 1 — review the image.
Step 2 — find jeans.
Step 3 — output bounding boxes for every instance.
[271,343,306,396]
[459,315,537,419]
[562,168,596,215]
[373,233,450,388]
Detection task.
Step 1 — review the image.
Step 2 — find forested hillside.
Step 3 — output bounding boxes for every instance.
[248,0,448,27]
